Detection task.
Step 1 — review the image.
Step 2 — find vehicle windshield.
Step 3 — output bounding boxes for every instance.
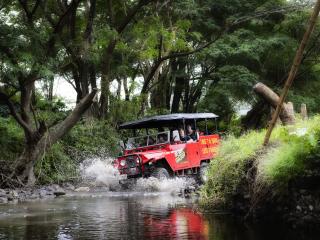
[125,131,170,149]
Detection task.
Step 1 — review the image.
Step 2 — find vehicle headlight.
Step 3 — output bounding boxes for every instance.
[120,159,126,166]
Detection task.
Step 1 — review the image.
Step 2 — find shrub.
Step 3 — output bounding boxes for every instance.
[62,120,120,158]
[0,117,24,162]
[35,142,78,184]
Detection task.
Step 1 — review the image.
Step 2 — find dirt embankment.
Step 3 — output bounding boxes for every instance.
[0,176,201,204]
[229,157,320,229]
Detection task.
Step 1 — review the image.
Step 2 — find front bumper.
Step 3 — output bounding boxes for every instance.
[119,178,138,189]
[119,166,141,176]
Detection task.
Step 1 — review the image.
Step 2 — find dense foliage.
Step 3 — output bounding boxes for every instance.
[1,0,320,185]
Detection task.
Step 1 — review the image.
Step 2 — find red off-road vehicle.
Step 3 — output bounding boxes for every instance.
[114,113,219,182]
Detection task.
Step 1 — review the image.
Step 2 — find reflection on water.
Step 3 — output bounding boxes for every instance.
[0,192,318,240]
[144,207,209,239]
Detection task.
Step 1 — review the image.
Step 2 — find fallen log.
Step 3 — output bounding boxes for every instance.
[253,82,295,125]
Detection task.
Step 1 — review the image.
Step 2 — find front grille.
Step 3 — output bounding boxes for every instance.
[126,156,138,168]
[118,155,141,176]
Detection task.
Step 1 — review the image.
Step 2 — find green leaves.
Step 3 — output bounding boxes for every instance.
[215,65,259,100]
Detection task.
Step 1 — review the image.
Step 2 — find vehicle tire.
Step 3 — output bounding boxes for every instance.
[151,167,170,179]
[199,162,209,183]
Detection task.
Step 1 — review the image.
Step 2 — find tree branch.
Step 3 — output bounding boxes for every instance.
[0,0,10,11]
[83,0,96,41]
[48,89,97,144]
[140,29,226,94]
[44,0,82,55]
[30,0,40,17]
[0,91,33,135]
[116,0,154,34]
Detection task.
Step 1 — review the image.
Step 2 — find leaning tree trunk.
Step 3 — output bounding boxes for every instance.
[14,90,97,186]
[15,140,47,186]
[253,82,295,125]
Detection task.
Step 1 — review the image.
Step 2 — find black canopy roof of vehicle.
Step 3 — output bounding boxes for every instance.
[119,113,218,129]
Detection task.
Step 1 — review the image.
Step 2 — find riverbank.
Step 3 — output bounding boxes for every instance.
[0,176,200,204]
[0,184,75,204]
[200,116,320,229]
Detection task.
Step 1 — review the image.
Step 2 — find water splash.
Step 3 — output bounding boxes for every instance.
[79,158,124,190]
[134,177,195,193]
[79,157,196,193]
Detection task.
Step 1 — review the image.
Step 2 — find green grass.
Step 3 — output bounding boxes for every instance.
[200,115,320,208]
[200,130,265,207]
[257,116,320,187]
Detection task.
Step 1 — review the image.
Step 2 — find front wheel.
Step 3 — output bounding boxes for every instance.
[151,167,170,179]
[199,162,209,183]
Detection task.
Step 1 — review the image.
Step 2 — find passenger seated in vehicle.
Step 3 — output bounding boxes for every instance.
[157,134,167,143]
[186,125,197,141]
[179,128,193,142]
[142,136,149,146]
[147,136,155,145]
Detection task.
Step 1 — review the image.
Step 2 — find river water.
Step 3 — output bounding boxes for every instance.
[0,159,318,239]
[0,190,318,240]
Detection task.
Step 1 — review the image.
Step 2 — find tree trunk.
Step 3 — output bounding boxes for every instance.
[100,74,110,118]
[171,60,188,113]
[253,82,295,125]
[15,140,46,186]
[171,76,184,113]
[13,90,97,186]
[100,40,116,118]
[300,103,308,120]
[47,76,54,101]
[165,74,172,111]
[116,78,121,99]
[150,65,168,110]
[123,78,130,101]
[137,93,148,117]
[79,60,89,98]
[87,63,100,118]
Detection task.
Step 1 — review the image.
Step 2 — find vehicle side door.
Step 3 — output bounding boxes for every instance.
[185,141,201,168]
[198,135,219,160]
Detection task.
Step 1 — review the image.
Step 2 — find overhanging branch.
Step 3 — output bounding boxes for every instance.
[48,89,97,144]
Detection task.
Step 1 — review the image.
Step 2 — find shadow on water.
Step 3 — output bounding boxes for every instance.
[0,192,319,240]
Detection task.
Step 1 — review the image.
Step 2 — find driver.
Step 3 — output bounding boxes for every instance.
[186,125,197,141]
[179,128,193,142]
